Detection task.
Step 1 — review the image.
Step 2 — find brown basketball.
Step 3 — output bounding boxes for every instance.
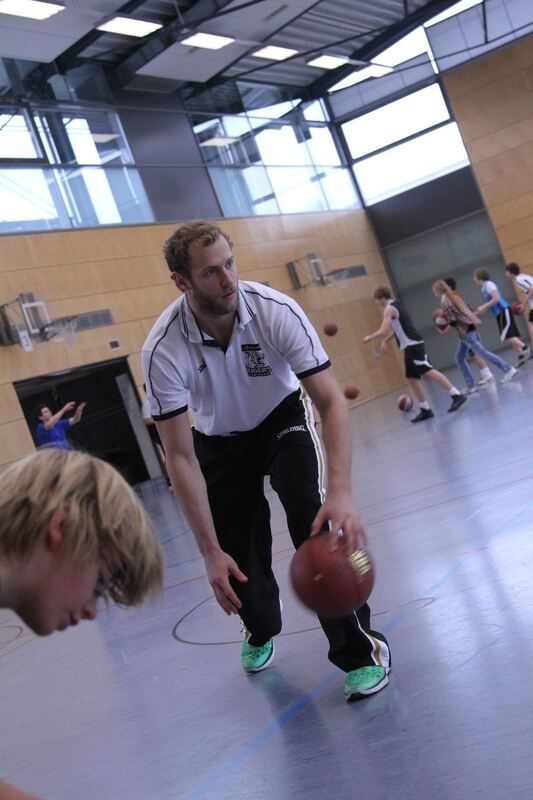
[323,322,338,336]
[289,534,375,619]
[432,309,449,329]
[398,394,413,412]
[344,385,360,400]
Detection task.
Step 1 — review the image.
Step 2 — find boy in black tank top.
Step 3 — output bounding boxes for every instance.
[363,286,466,422]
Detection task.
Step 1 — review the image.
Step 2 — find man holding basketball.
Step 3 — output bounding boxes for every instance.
[143,220,390,701]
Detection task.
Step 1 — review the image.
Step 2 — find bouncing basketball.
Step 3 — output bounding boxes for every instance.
[323,322,338,336]
[398,395,413,412]
[344,385,360,400]
[290,534,375,619]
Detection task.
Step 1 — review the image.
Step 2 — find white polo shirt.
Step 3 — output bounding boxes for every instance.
[515,273,533,309]
[142,280,330,436]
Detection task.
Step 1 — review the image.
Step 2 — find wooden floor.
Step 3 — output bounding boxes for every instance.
[2,355,533,800]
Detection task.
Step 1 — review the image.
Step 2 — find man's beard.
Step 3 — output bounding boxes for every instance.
[190,285,238,316]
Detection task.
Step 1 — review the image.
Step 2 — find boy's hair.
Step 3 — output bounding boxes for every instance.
[0,449,163,606]
[373,285,393,301]
[474,267,490,281]
[163,220,233,276]
[505,262,520,276]
[34,404,48,421]
[444,277,457,290]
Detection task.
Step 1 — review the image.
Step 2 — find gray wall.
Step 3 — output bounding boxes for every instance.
[108,75,222,223]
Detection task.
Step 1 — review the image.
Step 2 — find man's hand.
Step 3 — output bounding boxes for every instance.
[310,490,368,556]
[63,401,76,412]
[363,335,372,344]
[380,339,388,354]
[204,549,248,615]
[475,305,485,315]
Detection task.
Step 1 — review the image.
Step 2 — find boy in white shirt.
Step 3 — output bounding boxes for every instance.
[505,262,533,355]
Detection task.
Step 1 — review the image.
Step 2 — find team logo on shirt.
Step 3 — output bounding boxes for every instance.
[198,358,207,374]
[241,343,272,377]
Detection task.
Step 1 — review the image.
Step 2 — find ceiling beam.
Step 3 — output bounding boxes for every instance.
[308,0,466,98]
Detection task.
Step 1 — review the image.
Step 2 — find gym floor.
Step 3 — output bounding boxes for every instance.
[2,357,533,800]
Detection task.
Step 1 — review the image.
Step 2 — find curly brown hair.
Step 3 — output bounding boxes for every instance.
[163,220,233,276]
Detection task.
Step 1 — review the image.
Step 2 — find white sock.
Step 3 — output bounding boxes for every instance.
[449,387,460,396]
[420,401,430,410]
[480,367,492,378]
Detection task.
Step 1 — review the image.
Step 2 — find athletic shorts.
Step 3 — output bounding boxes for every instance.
[404,343,433,379]
[529,309,533,323]
[496,308,521,341]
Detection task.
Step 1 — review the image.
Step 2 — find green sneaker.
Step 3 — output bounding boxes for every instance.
[241,638,274,673]
[344,666,389,701]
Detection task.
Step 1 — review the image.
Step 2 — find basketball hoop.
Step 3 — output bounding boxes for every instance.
[39,315,78,344]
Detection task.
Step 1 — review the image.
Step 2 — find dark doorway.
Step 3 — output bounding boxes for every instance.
[15,358,154,485]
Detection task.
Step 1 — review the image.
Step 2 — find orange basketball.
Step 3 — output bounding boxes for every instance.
[398,394,413,412]
[289,534,375,619]
[344,385,360,400]
[432,309,449,330]
[323,322,338,336]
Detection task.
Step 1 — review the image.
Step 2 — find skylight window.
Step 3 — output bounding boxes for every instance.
[329,64,393,93]
[425,0,483,27]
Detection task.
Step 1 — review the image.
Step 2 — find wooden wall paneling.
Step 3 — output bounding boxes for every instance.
[0,382,23,424]
[25,224,170,267]
[45,283,177,323]
[444,38,533,99]
[450,70,532,122]
[0,419,35,463]
[497,217,533,251]
[468,115,533,163]
[0,235,35,271]
[481,163,533,207]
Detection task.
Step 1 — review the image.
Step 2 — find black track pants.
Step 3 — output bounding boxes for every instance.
[193,390,390,673]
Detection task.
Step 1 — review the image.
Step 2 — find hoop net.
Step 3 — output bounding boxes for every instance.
[41,315,78,344]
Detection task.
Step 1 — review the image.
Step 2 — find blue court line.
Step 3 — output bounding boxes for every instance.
[188,494,533,800]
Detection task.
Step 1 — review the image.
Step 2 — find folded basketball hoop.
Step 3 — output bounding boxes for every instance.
[39,315,78,343]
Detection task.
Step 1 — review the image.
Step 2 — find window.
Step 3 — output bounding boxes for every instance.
[192,100,360,216]
[353,123,469,205]
[0,109,42,160]
[342,84,450,160]
[0,104,153,233]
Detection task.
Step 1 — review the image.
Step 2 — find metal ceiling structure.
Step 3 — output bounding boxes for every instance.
[0,0,466,96]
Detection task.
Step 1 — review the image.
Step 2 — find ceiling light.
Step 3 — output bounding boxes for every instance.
[199,137,238,147]
[0,0,65,20]
[91,133,120,143]
[307,55,349,70]
[181,32,234,50]
[329,63,393,93]
[251,46,298,61]
[97,17,163,38]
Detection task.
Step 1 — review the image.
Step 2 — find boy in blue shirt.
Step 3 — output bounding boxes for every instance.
[473,267,530,367]
[36,401,86,449]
